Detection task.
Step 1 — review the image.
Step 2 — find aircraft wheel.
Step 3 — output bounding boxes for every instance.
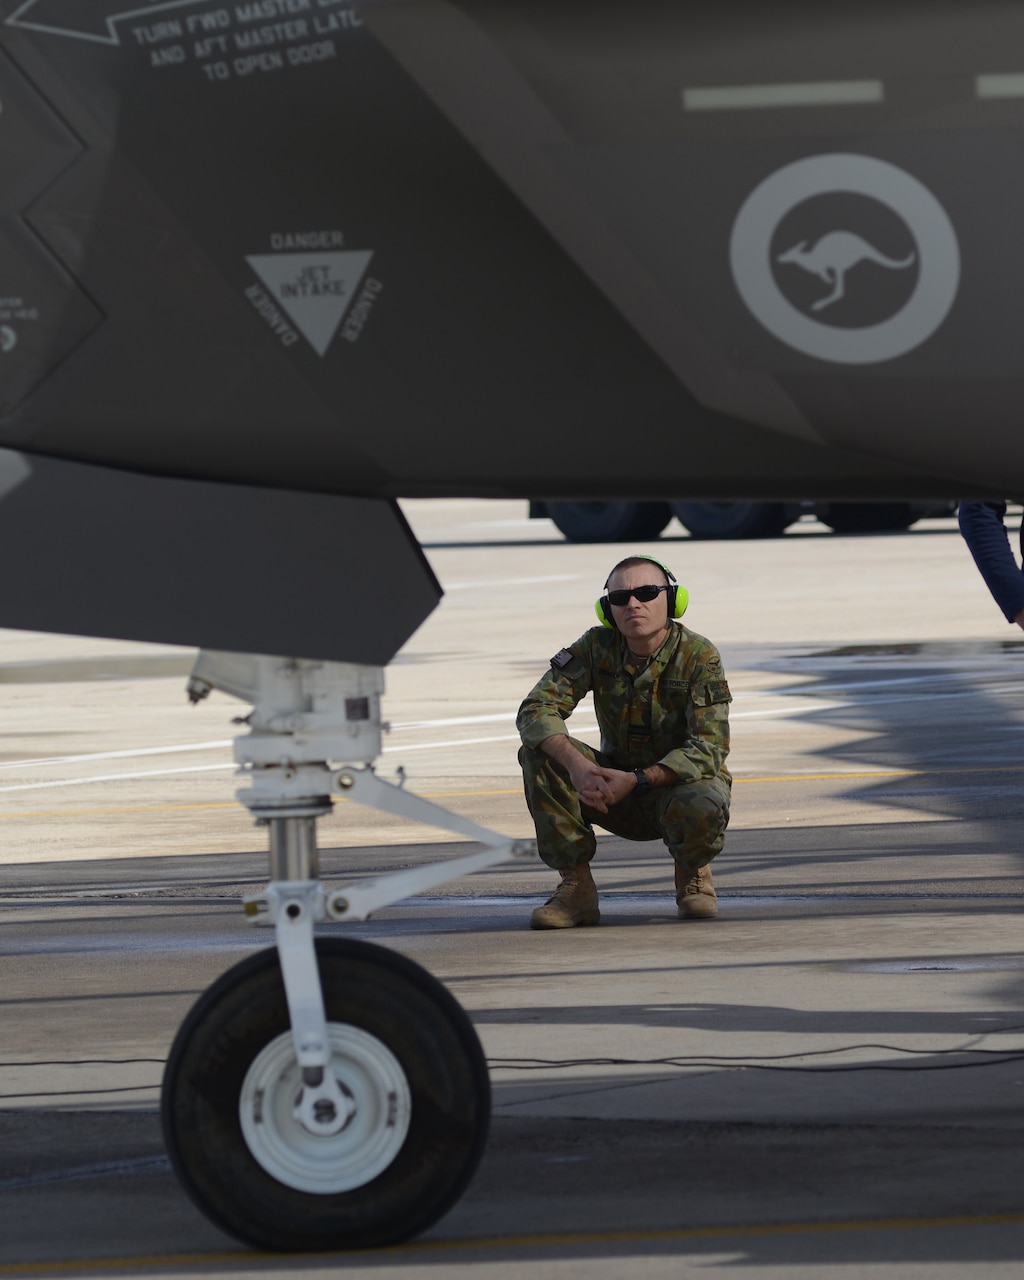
[821,502,916,533]
[162,937,490,1252]
[672,501,791,540]
[545,500,672,542]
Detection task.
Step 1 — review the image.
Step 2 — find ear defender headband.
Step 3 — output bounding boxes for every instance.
[595,554,689,628]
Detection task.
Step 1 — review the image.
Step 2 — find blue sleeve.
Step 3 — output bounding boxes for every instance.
[958,501,1024,622]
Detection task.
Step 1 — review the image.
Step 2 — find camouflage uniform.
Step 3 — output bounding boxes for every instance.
[517,623,731,872]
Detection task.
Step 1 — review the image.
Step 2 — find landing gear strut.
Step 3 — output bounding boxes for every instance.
[161,653,530,1252]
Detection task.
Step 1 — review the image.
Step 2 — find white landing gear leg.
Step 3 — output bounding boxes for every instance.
[161,652,530,1253]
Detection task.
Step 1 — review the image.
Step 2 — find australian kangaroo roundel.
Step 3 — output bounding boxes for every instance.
[730,154,960,364]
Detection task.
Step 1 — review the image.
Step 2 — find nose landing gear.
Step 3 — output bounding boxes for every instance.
[162,937,490,1252]
[161,652,529,1251]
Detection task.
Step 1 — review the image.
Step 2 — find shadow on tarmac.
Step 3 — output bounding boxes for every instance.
[737,641,1024,827]
[2,1112,1023,1271]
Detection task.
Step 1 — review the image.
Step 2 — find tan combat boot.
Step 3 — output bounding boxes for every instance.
[530,862,600,930]
[675,863,718,920]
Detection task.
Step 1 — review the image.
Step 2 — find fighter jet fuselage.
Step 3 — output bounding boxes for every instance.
[2,1,1017,510]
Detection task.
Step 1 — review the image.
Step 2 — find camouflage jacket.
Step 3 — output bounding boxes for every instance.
[517,623,731,783]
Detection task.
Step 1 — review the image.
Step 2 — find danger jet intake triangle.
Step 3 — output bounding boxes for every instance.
[245,251,374,356]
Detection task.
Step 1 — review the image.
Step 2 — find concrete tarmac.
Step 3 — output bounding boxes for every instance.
[1,502,1024,1277]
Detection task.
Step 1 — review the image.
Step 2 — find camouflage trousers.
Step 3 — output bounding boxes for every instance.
[519,738,731,872]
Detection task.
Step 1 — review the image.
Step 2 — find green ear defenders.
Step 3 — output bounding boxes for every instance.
[595,554,689,628]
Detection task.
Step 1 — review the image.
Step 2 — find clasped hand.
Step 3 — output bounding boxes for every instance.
[572,762,635,813]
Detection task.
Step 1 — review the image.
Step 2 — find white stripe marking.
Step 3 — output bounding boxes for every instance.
[0,725,601,793]
[0,763,234,794]
[0,740,233,772]
[976,73,1024,98]
[683,80,883,111]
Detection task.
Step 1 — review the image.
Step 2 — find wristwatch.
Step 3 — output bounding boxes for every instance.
[633,767,650,796]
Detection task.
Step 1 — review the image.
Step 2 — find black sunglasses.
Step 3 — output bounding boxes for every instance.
[606,584,669,607]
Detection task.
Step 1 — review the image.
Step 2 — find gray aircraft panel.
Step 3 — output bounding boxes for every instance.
[0,3,705,494]
[0,447,440,663]
[0,0,1018,501]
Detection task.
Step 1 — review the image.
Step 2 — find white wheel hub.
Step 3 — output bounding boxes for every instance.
[239,1022,412,1194]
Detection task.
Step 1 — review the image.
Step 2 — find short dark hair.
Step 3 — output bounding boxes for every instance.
[606,555,669,587]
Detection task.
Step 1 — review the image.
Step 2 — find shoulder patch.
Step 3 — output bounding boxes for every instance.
[704,656,722,676]
[692,678,731,707]
[550,648,575,670]
[704,679,731,705]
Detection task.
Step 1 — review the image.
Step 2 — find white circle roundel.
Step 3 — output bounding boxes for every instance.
[729,153,960,364]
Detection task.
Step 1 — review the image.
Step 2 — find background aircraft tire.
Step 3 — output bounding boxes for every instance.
[544,500,672,542]
[671,501,792,540]
[162,937,490,1252]
[821,503,917,533]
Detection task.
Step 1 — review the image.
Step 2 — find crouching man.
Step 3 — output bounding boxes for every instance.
[517,555,732,930]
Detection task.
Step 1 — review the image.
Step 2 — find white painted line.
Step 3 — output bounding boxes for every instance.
[0,724,601,792]
[732,702,843,719]
[683,80,883,111]
[976,73,1024,98]
[0,740,232,772]
[0,714,590,778]
[0,763,234,794]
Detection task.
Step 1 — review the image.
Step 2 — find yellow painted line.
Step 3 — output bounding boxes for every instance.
[420,768,1024,790]
[398,1209,1024,1252]
[0,1252,261,1276]
[0,803,238,820]
[416,788,522,799]
[2,1209,1024,1273]
[737,763,1024,784]
[0,792,523,820]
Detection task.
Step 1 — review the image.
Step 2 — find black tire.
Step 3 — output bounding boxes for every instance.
[161,938,490,1252]
[821,502,916,533]
[671,502,791,540]
[544,501,672,543]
